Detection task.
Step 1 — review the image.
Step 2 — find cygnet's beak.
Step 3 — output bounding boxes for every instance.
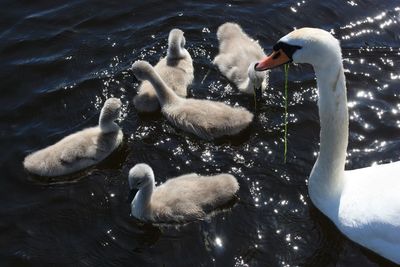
[255,49,290,71]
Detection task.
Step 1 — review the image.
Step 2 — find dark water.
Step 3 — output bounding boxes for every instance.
[1,0,400,266]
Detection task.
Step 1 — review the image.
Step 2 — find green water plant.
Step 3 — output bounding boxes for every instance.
[283,64,289,163]
[253,85,262,111]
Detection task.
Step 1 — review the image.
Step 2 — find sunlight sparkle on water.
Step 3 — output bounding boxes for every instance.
[346,0,357,6]
[215,237,223,247]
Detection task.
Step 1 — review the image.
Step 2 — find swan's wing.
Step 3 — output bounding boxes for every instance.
[340,161,400,241]
[338,161,400,263]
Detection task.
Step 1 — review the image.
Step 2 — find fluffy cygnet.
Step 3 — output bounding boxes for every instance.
[133,28,194,113]
[213,22,269,94]
[131,60,253,140]
[23,98,123,177]
[128,163,239,223]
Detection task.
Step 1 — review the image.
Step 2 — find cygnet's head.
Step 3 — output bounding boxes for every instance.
[99,98,122,132]
[248,62,267,89]
[102,98,122,117]
[167,28,187,59]
[216,22,243,41]
[128,163,155,190]
[255,27,341,70]
[131,60,154,82]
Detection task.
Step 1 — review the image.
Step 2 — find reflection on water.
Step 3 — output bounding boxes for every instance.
[0,0,399,266]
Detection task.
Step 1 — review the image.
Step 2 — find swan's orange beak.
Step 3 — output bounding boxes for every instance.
[255,49,290,71]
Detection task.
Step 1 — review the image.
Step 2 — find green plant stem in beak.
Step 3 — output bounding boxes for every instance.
[253,86,262,112]
[283,64,289,163]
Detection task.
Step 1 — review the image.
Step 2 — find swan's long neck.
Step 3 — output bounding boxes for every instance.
[146,68,180,106]
[131,182,154,220]
[99,111,119,133]
[309,57,348,217]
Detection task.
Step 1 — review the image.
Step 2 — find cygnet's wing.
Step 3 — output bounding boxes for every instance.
[23,127,122,176]
[56,127,116,164]
[165,99,253,140]
[151,173,239,222]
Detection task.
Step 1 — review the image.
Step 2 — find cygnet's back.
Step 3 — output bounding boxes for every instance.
[164,98,253,140]
[213,22,269,94]
[23,98,123,177]
[134,29,194,112]
[129,164,239,223]
[131,60,253,140]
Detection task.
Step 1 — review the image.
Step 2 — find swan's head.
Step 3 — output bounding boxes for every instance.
[99,98,122,132]
[167,28,187,59]
[131,60,154,82]
[255,27,341,70]
[128,163,155,190]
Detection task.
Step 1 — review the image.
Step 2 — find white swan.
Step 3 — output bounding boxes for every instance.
[213,22,269,94]
[23,98,123,177]
[131,60,253,140]
[133,28,194,113]
[256,27,400,264]
[128,163,239,223]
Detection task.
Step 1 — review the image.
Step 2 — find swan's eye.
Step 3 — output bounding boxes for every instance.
[273,42,302,59]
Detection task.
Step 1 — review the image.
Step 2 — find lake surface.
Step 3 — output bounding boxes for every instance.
[0,0,399,266]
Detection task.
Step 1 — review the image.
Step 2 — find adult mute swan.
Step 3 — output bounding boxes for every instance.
[133,28,194,113]
[256,27,400,264]
[213,22,269,95]
[128,163,239,223]
[23,98,123,177]
[131,60,253,140]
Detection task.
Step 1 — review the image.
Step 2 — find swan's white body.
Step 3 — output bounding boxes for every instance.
[257,28,400,263]
[213,22,269,94]
[128,163,239,223]
[338,162,400,261]
[133,29,194,112]
[23,98,123,177]
[131,60,253,140]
